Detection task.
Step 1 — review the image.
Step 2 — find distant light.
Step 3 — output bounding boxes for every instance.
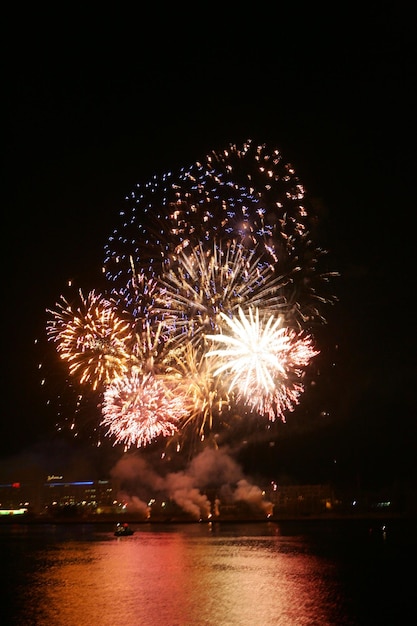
[45,481,94,487]
[0,508,28,516]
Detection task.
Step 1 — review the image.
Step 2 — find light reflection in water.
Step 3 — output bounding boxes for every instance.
[8,522,356,626]
[4,518,415,625]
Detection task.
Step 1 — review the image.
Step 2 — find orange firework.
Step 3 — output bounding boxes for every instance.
[165,342,231,441]
[46,289,135,390]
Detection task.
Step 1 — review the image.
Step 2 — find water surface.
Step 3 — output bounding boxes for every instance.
[0,519,415,625]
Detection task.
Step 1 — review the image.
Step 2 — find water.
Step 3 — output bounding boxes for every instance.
[0,519,416,625]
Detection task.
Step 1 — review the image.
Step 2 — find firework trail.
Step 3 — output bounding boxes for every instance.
[45,139,337,451]
[165,342,231,441]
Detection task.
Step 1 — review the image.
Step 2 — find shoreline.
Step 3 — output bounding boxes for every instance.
[1,511,415,525]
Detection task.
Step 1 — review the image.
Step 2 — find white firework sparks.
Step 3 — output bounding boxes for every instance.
[205,307,319,421]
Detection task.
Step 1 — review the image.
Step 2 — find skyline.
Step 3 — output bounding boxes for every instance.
[3,8,415,491]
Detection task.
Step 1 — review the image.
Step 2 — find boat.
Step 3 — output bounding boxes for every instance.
[114,523,134,537]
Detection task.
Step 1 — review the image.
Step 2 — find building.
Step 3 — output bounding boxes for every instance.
[0,476,121,517]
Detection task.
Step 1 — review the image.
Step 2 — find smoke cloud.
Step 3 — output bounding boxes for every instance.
[110,446,273,519]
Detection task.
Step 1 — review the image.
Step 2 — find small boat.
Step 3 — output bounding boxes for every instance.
[114,523,134,537]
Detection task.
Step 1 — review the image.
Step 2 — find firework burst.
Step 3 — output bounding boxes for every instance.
[104,139,337,326]
[157,240,289,345]
[165,343,231,440]
[101,370,190,449]
[46,289,134,390]
[205,307,319,421]
[45,139,337,450]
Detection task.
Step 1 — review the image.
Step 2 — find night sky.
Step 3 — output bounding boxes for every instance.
[3,7,416,490]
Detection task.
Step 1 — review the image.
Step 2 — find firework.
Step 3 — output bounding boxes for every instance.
[101,370,189,449]
[109,259,179,373]
[104,139,337,325]
[46,139,337,450]
[46,290,134,390]
[110,259,163,329]
[165,342,231,441]
[205,307,319,421]
[157,240,289,346]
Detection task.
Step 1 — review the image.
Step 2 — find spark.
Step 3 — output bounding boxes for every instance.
[46,290,134,390]
[165,343,231,440]
[45,140,337,449]
[101,370,189,449]
[205,307,319,421]
[104,139,338,326]
[157,240,289,345]
[110,259,177,374]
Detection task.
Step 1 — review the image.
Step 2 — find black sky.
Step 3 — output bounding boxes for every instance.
[2,7,416,486]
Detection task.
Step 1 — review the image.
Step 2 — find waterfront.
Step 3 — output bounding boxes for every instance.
[1,519,416,625]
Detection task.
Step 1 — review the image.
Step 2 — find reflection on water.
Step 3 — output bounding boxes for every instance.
[1,520,416,625]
